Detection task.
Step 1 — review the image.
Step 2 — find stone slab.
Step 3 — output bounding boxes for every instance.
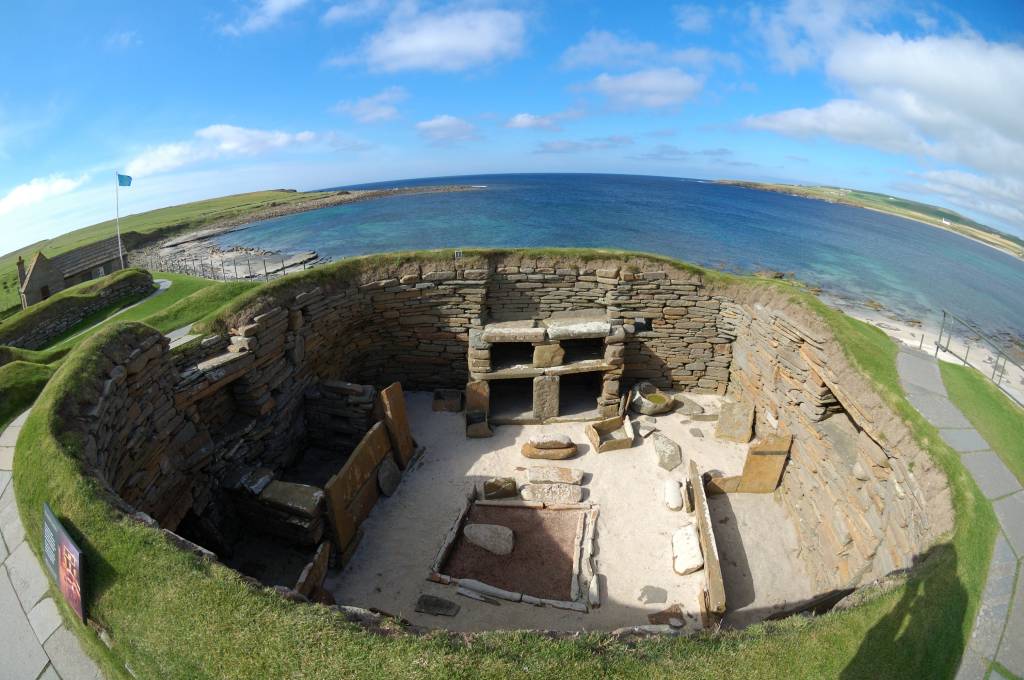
[6,541,49,611]
[380,382,415,468]
[0,469,10,497]
[28,597,62,644]
[897,350,947,395]
[715,401,754,443]
[0,445,13,471]
[906,391,972,429]
[996,558,1024,677]
[960,452,1023,500]
[521,483,583,504]
[43,625,104,680]
[0,488,25,550]
[0,565,49,680]
[993,491,1024,557]
[526,466,583,485]
[0,423,21,448]
[940,428,992,453]
[965,534,1018,661]
[954,648,988,680]
[415,594,461,617]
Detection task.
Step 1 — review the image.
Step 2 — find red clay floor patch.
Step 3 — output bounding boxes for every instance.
[442,505,584,601]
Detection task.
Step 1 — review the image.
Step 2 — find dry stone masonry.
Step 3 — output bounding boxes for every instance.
[53,251,952,624]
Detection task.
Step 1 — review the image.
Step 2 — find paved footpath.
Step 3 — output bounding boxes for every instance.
[897,348,1024,679]
[1,410,104,680]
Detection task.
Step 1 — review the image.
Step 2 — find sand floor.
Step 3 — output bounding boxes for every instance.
[325,391,813,632]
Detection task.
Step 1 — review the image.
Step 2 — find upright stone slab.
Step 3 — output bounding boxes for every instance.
[737,433,791,493]
[533,376,559,420]
[379,382,415,467]
[716,401,754,443]
[533,343,564,368]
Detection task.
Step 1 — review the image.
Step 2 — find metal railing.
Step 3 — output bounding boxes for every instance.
[934,309,1024,407]
[127,251,323,283]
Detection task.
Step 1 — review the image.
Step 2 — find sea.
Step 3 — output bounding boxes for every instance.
[210,173,1024,342]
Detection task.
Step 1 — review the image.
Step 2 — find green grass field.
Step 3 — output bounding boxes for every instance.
[940,362,1024,485]
[7,251,1002,680]
[0,360,54,432]
[0,189,330,310]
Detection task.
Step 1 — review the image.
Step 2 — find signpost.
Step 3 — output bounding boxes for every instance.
[42,503,84,621]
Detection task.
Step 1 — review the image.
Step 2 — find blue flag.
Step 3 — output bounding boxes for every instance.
[117,173,132,187]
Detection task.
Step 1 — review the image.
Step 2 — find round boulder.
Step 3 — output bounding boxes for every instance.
[377,457,401,496]
[464,523,515,555]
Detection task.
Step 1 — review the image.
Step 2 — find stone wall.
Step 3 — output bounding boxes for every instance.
[60,253,950,607]
[718,289,952,592]
[0,269,154,350]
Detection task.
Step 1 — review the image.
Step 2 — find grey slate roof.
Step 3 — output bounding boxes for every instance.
[49,236,123,276]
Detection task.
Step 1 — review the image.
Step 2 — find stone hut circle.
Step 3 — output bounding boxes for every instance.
[60,250,953,634]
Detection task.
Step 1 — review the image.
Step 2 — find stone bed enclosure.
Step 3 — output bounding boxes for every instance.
[18,250,955,648]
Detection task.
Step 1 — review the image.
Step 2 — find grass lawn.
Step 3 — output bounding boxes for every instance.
[8,251,1002,680]
[142,279,258,334]
[0,190,331,310]
[940,361,1024,485]
[49,272,213,350]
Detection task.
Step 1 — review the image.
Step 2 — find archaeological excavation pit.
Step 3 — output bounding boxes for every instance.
[67,251,953,635]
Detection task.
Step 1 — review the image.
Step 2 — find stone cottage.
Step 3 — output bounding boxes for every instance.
[16,236,125,308]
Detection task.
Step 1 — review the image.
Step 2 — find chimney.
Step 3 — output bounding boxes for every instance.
[16,256,26,286]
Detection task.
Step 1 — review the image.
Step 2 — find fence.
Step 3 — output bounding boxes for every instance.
[128,251,323,283]
[934,309,1024,407]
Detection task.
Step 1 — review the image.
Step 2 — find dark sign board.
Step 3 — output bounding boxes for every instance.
[42,503,84,621]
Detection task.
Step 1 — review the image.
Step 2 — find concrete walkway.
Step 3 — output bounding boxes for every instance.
[1,410,104,680]
[897,348,1024,679]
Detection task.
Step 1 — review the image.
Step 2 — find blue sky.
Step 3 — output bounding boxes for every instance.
[1,0,1023,254]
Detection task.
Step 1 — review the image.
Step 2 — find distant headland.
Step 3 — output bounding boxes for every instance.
[716,179,1024,261]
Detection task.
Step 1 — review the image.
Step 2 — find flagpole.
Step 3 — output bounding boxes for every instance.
[114,171,125,269]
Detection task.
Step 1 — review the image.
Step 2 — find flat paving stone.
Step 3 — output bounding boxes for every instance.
[0,493,26,551]
[954,648,989,680]
[0,444,13,471]
[29,597,63,644]
[961,452,1024,500]
[965,534,1018,660]
[0,469,10,496]
[898,350,947,394]
[6,541,49,612]
[940,428,994,453]
[997,567,1024,678]
[993,491,1024,558]
[11,410,30,427]
[906,391,973,429]
[0,565,50,680]
[0,424,21,448]
[44,625,104,680]
[38,665,61,680]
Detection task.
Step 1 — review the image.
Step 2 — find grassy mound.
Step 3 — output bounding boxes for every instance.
[12,250,999,679]
[0,360,55,431]
[0,269,154,349]
[940,362,1024,484]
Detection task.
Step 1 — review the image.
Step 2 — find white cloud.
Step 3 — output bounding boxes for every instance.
[125,124,319,176]
[222,0,308,36]
[593,68,703,109]
[745,1,1024,232]
[745,99,931,156]
[105,31,141,49]
[334,87,408,123]
[561,29,739,73]
[366,6,525,72]
[749,0,881,74]
[415,115,477,144]
[674,4,712,32]
[912,170,1024,228]
[535,136,633,154]
[0,175,87,217]
[505,109,582,131]
[560,30,658,70]
[322,0,385,25]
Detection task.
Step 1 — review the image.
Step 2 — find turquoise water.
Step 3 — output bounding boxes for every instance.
[212,173,1024,339]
